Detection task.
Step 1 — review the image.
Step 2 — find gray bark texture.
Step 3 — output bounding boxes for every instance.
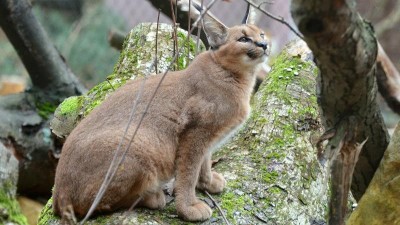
[38,23,331,225]
[291,0,389,200]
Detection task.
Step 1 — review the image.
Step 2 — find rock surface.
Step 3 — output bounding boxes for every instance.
[0,142,28,225]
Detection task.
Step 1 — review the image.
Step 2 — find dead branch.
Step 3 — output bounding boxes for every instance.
[376,41,400,115]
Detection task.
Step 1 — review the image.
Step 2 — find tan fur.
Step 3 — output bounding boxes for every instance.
[53,23,269,222]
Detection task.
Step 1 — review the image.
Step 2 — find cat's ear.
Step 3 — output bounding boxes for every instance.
[201,14,228,49]
[175,0,228,48]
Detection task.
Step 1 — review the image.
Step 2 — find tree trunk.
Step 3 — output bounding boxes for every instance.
[291,0,389,200]
[38,22,331,224]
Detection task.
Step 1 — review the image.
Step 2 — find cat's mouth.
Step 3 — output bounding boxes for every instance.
[247,49,266,60]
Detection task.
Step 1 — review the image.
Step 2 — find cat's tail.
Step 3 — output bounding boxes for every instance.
[53,190,78,225]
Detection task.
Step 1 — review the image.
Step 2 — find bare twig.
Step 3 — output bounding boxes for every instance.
[196,0,205,54]
[128,196,143,212]
[155,9,161,73]
[204,190,231,225]
[242,0,303,39]
[187,0,192,63]
[81,2,218,222]
[170,0,178,69]
[106,78,116,91]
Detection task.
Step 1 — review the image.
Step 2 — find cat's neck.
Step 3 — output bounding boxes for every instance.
[188,51,257,92]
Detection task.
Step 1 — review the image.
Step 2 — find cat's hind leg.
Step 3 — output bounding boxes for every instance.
[137,188,166,209]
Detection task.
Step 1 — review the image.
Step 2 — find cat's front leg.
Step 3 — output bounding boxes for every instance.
[174,128,212,222]
[197,153,226,194]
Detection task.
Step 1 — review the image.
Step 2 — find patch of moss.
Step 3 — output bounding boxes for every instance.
[220,191,253,220]
[36,102,57,119]
[0,189,28,225]
[59,96,82,116]
[37,197,56,225]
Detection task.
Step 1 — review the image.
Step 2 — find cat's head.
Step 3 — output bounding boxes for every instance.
[176,0,270,68]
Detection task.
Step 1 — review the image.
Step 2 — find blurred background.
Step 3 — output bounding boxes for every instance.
[1,0,398,127]
[0,1,398,224]
[1,0,399,87]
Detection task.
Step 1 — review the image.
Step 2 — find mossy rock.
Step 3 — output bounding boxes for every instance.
[50,22,204,139]
[39,39,331,224]
[0,143,28,225]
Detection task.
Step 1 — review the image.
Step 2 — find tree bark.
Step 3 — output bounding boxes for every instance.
[38,23,331,224]
[0,0,85,99]
[291,0,389,200]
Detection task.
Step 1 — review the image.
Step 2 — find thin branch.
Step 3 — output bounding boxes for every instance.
[170,0,178,69]
[155,9,161,74]
[376,41,400,115]
[187,0,192,63]
[242,0,303,39]
[81,1,218,222]
[204,191,231,225]
[196,0,204,54]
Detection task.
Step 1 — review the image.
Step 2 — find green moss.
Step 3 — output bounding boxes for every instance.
[261,169,279,183]
[59,96,82,115]
[37,197,56,225]
[0,189,28,225]
[36,102,57,119]
[220,191,253,220]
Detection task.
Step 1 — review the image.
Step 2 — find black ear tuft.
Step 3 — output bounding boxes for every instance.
[242,3,250,24]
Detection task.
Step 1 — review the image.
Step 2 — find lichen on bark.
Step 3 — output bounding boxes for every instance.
[39,34,330,224]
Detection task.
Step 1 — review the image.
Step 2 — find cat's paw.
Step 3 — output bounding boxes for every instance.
[138,191,166,209]
[198,171,226,194]
[177,201,212,221]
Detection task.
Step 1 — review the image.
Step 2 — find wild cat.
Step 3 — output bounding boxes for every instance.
[53,0,270,222]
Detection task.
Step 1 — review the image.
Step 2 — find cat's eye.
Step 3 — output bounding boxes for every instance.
[238,36,252,43]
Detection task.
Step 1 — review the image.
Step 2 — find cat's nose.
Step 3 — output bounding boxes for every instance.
[255,41,268,50]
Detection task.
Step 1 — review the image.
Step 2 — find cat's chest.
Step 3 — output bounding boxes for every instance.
[209,103,250,152]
